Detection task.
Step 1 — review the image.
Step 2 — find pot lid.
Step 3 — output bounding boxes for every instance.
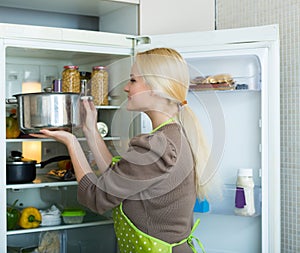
[7,158,37,165]
[7,151,37,165]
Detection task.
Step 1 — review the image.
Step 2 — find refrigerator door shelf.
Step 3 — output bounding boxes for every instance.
[197,184,262,217]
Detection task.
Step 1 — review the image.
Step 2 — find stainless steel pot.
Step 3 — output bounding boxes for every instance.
[14,92,81,133]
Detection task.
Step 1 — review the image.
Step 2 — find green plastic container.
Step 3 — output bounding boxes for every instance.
[61,208,86,224]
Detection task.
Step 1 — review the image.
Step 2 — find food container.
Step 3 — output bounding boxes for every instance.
[40,205,62,226]
[61,208,86,224]
[62,65,80,93]
[91,66,108,105]
[52,79,62,92]
[13,92,81,134]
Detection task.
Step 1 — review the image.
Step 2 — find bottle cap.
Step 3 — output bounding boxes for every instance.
[237,168,253,177]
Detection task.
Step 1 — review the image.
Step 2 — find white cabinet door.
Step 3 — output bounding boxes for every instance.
[139,0,215,35]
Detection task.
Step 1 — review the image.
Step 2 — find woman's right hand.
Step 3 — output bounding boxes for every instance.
[80,97,98,135]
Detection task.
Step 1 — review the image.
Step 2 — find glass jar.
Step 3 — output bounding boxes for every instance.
[91,66,108,105]
[62,65,80,93]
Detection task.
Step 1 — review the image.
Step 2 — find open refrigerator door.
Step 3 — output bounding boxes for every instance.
[137,24,280,253]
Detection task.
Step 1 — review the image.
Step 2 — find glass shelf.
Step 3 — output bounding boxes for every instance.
[6,215,113,235]
[6,175,78,190]
[6,136,121,143]
[95,105,120,110]
[188,88,261,94]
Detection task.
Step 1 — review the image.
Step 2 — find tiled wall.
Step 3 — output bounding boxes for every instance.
[216,0,299,252]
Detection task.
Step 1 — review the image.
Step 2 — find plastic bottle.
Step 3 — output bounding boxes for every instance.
[234,168,255,216]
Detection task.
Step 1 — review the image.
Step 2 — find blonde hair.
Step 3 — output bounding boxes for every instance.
[136,48,219,200]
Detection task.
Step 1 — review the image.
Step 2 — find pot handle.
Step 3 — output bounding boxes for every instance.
[36,156,71,169]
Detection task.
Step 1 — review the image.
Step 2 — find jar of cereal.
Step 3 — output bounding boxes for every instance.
[91,66,108,106]
[62,65,80,93]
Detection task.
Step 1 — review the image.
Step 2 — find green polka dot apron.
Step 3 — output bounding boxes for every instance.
[112,203,206,253]
[111,118,205,252]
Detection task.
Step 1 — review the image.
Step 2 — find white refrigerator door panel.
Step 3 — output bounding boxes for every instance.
[138,25,278,50]
[187,91,262,185]
[137,25,280,253]
[193,214,261,253]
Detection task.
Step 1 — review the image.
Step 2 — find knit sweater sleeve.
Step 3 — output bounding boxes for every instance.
[77,131,178,214]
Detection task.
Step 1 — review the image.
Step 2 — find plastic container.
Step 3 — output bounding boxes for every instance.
[62,65,80,93]
[61,208,86,224]
[40,205,62,226]
[234,168,255,216]
[52,79,62,92]
[91,66,108,105]
[41,215,61,226]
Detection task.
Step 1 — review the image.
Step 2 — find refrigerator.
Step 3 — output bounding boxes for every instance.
[0,23,279,253]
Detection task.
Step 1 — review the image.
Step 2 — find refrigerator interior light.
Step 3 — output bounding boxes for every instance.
[22,81,42,162]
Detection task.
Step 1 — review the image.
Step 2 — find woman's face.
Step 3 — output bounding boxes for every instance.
[123,67,153,111]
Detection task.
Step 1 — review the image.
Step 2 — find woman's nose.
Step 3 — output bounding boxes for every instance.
[124,82,129,92]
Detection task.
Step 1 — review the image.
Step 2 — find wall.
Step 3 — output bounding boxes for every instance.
[139,0,215,34]
[216,1,298,252]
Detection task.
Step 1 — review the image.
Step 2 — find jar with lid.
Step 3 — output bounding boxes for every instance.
[91,66,108,105]
[62,65,80,93]
[234,168,255,216]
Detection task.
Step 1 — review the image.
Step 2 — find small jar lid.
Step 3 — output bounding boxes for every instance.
[93,66,106,70]
[64,65,79,69]
[237,168,253,177]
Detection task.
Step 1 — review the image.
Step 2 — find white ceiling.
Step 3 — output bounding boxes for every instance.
[0,0,138,17]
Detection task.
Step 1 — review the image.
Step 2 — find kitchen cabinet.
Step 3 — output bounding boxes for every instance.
[139,0,215,34]
[1,23,134,252]
[0,0,139,34]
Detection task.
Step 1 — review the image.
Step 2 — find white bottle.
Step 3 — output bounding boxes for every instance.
[234,168,255,216]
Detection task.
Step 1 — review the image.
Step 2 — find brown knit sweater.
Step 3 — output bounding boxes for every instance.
[77,123,196,253]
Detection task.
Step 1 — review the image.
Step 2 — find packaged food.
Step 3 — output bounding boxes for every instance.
[62,65,80,93]
[40,205,61,226]
[91,66,108,105]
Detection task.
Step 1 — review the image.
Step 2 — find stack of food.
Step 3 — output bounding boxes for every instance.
[47,160,75,181]
[189,74,235,91]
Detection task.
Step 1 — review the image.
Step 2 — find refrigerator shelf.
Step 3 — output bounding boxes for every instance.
[6,175,78,189]
[6,136,121,143]
[95,105,120,110]
[6,218,113,236]
[188,88,261,93]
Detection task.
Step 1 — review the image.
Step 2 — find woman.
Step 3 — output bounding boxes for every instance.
[34,48,216,253]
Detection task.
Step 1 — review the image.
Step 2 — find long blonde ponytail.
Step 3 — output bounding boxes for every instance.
[136,47,220,200]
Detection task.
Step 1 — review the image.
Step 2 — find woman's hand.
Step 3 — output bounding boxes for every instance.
[30,129,75,145]
[80,97,98,135]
